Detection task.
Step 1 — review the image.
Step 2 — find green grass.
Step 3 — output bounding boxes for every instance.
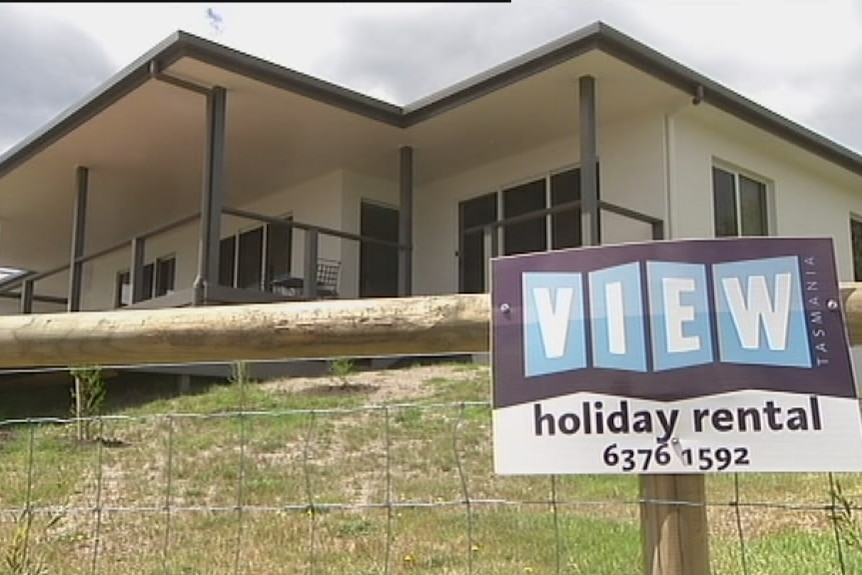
[0,364,861,573]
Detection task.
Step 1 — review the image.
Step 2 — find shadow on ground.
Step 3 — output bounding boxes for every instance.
[0,354,475,422]
[0,371,222,422]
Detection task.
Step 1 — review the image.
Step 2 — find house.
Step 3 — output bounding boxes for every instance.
[2,21,862,376]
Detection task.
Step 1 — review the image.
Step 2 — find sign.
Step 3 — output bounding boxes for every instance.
[490,237,862,474]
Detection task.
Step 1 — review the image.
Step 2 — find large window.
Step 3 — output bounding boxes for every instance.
[219,216,293,290]
[115,254,176,307]
[458,166,592,292]
[499,167,588,256]
[712,166,768,237]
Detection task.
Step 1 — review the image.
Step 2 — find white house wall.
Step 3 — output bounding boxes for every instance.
[599,110,667,244]
[669,110,862,281]
[412,108,667,296]
[81,223,199,311]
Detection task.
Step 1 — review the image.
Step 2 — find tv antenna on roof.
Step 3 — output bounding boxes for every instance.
[205,7,224,35]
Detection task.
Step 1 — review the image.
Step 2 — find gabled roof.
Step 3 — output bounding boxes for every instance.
[1,21,861,180]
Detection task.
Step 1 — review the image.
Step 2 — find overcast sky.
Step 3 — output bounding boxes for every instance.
[2,1,862,155]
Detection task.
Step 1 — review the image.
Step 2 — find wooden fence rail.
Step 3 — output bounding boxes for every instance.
[1,287,861,575]
[0,294,489,368]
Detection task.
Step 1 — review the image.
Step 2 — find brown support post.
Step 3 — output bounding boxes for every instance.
[398,146,414,296]
[579,76,600,247]
[130,237,146,303]
[303,228,319,300]
[193,86,227,306]
[67,166,88,312]
[652,221,665,241]
[19,279,33,314]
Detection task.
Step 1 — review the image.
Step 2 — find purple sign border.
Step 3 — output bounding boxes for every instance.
[491,237,855,409]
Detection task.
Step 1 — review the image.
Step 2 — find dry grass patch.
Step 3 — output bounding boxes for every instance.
[0,362,859,574]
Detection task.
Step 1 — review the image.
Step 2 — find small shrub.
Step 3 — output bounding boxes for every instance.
[229,361,253,386]
[327,358,356,388]
[1,509,62,575]
[69,366,105,442]
[832,479,862,552]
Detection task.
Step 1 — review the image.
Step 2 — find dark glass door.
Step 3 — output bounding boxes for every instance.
[458,193,497,293]
[360,201,399,298]
[237,226,264,290]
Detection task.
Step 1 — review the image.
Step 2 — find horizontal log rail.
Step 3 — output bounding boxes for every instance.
[0,294,488,368]
[0,286,860,369]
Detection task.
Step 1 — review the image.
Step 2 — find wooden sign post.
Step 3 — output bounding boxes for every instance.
[640,474,709,574]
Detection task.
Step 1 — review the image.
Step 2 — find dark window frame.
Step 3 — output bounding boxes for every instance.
[114,253,176,308]
[712,165,769,238]
[154,255,176,297]
[457,163,597,293]
[497,164,594,256]
[115,270,131,308]
[219,214,293,290]
[851,217,862,282]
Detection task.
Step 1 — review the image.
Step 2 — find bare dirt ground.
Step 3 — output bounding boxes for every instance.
[259,363,485,404]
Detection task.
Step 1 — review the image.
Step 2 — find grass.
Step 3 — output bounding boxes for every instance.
[0,363,860,573]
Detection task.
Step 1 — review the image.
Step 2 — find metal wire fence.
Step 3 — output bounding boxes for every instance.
[1,361,861,574]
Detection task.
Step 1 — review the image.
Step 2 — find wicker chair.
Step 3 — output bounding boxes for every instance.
[316,259,340,298]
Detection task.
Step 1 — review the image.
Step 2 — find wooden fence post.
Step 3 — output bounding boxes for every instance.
[74,374,83,442]
[640,474,709,574]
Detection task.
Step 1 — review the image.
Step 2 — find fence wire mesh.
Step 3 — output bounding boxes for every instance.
[0,360,861,574]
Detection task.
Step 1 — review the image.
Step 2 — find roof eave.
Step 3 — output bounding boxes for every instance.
[174,32,404,126]
[0,32,189,180]
[2,21,862,188]
[401,22,603,126]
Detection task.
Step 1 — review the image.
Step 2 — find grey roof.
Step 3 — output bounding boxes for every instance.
[2,21,861,179]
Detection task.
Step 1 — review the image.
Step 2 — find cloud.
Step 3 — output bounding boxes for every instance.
[609,0,862,152]
[804,54,862,153]
[314,0,862,154]
[317,0,638,105]
[0,5,114,153]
